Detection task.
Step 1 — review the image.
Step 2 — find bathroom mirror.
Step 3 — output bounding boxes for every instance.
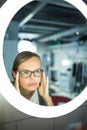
[0,0,87,118]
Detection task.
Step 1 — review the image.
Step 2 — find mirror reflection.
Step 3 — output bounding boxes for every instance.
[3,0,87,106]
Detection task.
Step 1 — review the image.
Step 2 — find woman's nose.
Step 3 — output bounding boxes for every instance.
[29,73,35,79]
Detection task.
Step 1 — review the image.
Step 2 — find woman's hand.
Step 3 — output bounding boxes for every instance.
[38,72,49,97]
[14,72,20,93]
[38,72,54,106]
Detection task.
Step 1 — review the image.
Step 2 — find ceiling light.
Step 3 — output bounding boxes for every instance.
[61,59,72,66]
[18,32,40,40]
[18,40,37,53]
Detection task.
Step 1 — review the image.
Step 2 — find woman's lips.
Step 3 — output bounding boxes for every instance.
[29,83,37,87]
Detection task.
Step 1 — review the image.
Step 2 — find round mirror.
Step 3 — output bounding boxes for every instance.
[0,0,87,118]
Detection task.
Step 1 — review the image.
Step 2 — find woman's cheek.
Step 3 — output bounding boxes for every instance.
[19,77,27,86]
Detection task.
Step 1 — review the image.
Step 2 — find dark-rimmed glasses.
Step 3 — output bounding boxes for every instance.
[17,69,43,78]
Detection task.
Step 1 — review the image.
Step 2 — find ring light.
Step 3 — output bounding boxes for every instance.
[0,0,87,118]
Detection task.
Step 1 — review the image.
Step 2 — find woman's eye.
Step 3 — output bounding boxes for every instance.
[36,70,41,73]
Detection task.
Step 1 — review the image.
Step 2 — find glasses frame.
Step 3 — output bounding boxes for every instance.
[17,68,44,78]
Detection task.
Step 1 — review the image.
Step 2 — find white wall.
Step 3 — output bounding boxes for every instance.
[0,93,87,130]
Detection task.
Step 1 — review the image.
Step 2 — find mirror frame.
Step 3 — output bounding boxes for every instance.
[0,0,87,118]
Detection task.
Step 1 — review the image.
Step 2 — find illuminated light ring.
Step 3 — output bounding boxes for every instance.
[0,0,87,118]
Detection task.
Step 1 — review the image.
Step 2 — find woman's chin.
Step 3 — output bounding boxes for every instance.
[27,87,37,91]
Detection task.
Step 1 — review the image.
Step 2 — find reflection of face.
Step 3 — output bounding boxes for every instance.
[18,57,42,92]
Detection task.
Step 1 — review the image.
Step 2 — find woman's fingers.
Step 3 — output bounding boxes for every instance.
[15,72,20,93]
[43,72,47,85]
[38,71,49,96]
[43,72,49,89]
[46,76,49,94]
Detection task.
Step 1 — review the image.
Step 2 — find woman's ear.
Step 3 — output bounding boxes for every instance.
[12,71,16,79]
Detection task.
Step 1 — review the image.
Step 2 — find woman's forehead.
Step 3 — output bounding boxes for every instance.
[18,57,42,70]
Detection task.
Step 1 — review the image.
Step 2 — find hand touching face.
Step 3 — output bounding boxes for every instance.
[38,72,49,98]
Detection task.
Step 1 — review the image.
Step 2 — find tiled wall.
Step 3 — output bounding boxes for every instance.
[0,94,87,130]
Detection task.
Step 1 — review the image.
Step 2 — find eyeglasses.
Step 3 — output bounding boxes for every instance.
[17,69,43,78]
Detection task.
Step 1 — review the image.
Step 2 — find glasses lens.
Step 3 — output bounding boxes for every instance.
[21,71,31,78]
[34,69,43,77]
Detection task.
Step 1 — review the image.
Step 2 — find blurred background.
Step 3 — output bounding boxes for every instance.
[0,0,87,130]
[3,0,87,104]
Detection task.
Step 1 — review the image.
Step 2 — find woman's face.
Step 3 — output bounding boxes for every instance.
[17,57,42,92]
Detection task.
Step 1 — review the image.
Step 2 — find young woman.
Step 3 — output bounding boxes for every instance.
[12,51,54,106]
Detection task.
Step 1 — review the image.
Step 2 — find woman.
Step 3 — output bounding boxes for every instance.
[12,51,54,106]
